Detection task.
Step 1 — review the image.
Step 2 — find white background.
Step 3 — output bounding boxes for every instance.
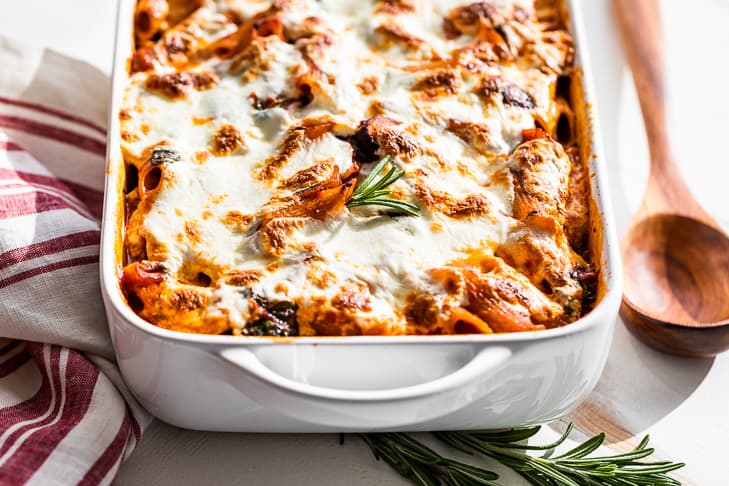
[1,1,728,484]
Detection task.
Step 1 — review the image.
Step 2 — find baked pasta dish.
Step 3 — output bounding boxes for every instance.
[119,0,598,336]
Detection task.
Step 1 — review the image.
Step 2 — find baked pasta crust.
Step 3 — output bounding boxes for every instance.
[120,0,596,336]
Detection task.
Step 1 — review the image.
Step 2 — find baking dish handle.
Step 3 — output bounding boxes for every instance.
[216,346,512,428]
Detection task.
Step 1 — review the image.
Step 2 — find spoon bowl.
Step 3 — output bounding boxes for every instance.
[621,214,729,357]
[614,0,729,357]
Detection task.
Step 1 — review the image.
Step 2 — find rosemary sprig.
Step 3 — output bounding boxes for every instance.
[360,433,500,486]
[346,155,420,217]
[360,423,685,486]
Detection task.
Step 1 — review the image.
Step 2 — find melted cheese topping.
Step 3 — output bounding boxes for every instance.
[121,0,592,336]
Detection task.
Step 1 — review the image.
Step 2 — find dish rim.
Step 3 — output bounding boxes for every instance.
[99,0,624,348]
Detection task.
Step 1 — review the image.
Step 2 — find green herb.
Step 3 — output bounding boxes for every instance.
[346,155,420,217]
[360,433,500,486]
[360,423,685,486]
[244,318,293,336]
[149,147,181,165]
[242,294,299,337]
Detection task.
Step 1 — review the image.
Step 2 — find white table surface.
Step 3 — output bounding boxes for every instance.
[3,1,728,484]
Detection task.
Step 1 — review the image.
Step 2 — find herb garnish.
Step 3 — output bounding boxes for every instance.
[361,433,500,486]
[360,423,685,486]
[346,155,420,217]
[149,147,181,165]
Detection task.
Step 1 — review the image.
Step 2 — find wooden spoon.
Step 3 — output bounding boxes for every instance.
[613,0,729,357]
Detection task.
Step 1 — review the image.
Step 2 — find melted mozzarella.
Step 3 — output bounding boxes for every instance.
[242,38,304,103]
[276,133,354,181]
[142,155,274,274]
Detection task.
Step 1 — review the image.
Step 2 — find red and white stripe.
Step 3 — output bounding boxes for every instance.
[0,97,106,138]
[0,97,147,486]
[0,98,106,219]
[0,343,140,485]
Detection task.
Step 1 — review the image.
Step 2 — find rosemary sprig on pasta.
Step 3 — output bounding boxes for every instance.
[360,423,685,486]
[346,155,420,217]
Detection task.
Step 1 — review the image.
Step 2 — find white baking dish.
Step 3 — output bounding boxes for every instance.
[100,0,623,432]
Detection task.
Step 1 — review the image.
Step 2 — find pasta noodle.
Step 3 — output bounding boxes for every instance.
[134,0,169,44]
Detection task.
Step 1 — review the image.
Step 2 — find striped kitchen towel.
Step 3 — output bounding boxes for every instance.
[0,36,150,485]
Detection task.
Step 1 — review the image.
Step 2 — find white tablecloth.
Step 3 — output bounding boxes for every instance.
[3,1,727,484]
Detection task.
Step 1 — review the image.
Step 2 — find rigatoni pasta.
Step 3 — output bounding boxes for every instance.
[134,0,170,43]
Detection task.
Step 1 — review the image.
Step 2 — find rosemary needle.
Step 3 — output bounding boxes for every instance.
[346,155,420,217]
[359,423,685,486]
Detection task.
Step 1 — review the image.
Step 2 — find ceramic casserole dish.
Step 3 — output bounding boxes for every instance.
[100,0,623,432]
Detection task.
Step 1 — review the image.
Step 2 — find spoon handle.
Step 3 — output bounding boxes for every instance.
[612,0,667,150]
[612,0,712,222]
